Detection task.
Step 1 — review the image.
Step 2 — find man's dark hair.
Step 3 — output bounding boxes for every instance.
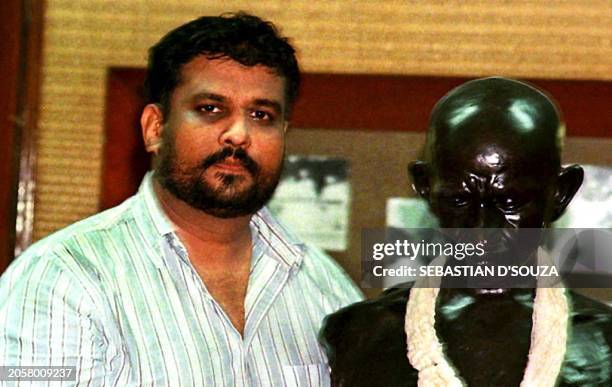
[145,12,300,119]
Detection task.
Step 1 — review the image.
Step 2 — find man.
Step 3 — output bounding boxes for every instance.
[320,77,612,386]
[0,13,362,385]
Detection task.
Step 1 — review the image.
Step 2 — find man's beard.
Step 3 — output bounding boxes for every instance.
[154,140,282,218]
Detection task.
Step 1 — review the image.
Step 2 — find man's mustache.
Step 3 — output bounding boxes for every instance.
[200,147,259,175]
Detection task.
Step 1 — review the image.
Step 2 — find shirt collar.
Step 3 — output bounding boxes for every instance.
[138,171,175,237]
[249,207,305,271]
[131,172,175,268]
[134,172,305,270]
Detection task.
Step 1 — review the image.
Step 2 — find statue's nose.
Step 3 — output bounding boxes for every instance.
[473,201,506,228]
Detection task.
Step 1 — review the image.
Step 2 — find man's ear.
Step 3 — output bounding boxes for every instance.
[550,164,584,222]
[141,104,164,155]
[408,161,431,201]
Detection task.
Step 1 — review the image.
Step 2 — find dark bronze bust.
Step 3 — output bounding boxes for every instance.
[320,77,612,386]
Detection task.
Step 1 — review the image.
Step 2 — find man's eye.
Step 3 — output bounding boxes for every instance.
[198,104,221,113]
[250,110,273,121]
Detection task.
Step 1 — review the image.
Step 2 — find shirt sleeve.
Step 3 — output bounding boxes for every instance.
[0,251,115,386]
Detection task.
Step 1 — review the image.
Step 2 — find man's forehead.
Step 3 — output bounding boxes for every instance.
[175,56,286,101]
[181,56,283,84]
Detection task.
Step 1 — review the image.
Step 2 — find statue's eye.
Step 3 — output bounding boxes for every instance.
[495,196,522,211]
[441,194,470,207]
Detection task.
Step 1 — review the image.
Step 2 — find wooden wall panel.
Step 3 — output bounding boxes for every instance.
[293,75,612,136]
[0,0,23,271]
[100,69,149,210]
[0,0,44,269]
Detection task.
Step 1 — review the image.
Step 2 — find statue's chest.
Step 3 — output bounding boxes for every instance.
[434,297,534,386]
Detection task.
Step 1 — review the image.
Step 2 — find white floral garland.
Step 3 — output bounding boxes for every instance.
[404,255,569,386]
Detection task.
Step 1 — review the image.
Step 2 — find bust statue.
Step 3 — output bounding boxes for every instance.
[320,77,612,386]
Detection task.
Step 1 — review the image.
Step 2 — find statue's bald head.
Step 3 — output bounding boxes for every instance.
[426,77,563,172]
[410,77,582,229]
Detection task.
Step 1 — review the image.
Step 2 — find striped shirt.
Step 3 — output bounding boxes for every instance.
[0,173,363,386]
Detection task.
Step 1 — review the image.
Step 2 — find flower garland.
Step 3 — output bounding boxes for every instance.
[404,257,569,386]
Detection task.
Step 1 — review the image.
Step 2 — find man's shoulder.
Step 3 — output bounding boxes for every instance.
[300,244,352,280]
[5,197,139,278]
[255,208,364,304]
[294,236,365,302]
[256,208,356,282]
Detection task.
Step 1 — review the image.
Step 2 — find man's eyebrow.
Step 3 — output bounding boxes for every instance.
[190,92,226,103]
[253,98,283,114]
[188,94,283,114]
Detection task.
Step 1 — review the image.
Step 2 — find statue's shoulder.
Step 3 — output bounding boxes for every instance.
[567,291,612,341]
[559,291,612,385]
[569,291,612,315]
[319,286,411,351]
[319,286,418,386]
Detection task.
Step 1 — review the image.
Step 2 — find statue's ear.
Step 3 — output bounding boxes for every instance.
[550,164,584,222]
[408,161,431,201]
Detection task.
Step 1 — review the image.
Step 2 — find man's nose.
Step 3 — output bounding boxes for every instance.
[220,116,250,148]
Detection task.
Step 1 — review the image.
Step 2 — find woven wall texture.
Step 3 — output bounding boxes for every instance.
[34,0,611,240]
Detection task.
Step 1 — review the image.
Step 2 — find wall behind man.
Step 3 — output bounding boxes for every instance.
[34,0,611,241]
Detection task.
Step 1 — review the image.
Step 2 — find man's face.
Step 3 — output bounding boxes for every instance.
[152,56,287,218]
